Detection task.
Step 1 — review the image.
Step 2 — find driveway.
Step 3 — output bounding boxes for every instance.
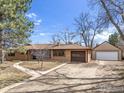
[6,62,124,93]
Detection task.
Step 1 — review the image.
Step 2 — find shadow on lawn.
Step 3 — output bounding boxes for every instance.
[113,68,124,77]
[11,70,124,93]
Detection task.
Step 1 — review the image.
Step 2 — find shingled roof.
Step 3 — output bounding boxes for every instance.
[50,44,91,50]
[25,44,53,49]
[117,45,124,51]
[25,44,91,50]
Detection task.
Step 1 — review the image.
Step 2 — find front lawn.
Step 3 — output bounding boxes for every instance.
[20,61,63,71]
[0,61,30,89]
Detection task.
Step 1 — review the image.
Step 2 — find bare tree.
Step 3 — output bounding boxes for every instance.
[50,28,76,44]
[60,28,75,44]
[51,34,61,45]
[75,13,103,47]
[31,46,50,70]
[89,0,124,40]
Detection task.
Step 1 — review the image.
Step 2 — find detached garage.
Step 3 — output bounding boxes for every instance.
[92,41,122,61]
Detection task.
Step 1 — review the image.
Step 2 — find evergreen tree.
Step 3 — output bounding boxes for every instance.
[0,0,33,63]
[108,32,119,46]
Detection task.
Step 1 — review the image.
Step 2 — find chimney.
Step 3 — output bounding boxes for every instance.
[56,42,60,46]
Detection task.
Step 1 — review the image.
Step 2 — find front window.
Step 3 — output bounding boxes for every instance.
[32,55,37,59]
[53,50,65,56]
[8,53,15,56]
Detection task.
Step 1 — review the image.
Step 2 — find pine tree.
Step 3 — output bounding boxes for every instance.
[108,32,119,46]
[0,0,33,63]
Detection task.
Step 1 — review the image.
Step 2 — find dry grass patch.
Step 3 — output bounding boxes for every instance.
[0,61,30,89]
[21,61,63,71]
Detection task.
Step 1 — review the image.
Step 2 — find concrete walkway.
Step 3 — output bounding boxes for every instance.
[6,63,99,93]
[0,62,66,93]
[13,62,41,80]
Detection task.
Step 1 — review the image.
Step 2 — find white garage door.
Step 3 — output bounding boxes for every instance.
[96,51,118,61]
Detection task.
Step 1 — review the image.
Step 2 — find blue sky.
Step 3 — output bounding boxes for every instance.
[27,0,113,44]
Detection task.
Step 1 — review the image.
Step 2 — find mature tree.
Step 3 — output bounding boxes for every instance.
[89,0,124,40]
[75,13,104,47]
[60,29,75,44]
[108,32,119,46]
[51,29,75,44]
[51,34,61,45]
[0,0,33,63]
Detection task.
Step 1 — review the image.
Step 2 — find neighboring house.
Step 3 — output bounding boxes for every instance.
[117,38,124,59]
[118,45,124,59]
[6,44,92,63]
[92,41,122,61]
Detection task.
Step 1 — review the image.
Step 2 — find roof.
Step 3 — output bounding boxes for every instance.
[25,44,91,50]
[117,45,124,51]
[50,44,91,50]
[25,44,54,50]
[93,41,121,51]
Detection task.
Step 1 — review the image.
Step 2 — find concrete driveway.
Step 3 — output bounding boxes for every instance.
[6,62,124,93]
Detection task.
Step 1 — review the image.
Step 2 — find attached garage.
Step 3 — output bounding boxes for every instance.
[71,51,85,62]
[51,44,91,63]
[92,42,122,61]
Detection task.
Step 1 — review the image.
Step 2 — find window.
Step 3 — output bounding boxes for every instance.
[32,55,37,59]
[21,52,24,55]
[8,53,15,56]
[53,50,65,56]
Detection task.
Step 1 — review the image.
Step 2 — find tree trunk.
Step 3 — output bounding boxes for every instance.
[41,60,43,71]
[0,30,4,63]
[81,33,88,47]
[91,32,95,48]
[1,50,5,63]
[100,0,124,40]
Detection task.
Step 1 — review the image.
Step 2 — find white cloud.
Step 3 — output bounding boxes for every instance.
[95,31,113,44]
[31,13,37,17]
[37,19,42,23]
[40,33,46,36]
[34,19,42,26]
[39,32,54,36]
[26,13,42,26]
[94,26,119,44]
[26,13,37,18]
[95,32,112,40]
